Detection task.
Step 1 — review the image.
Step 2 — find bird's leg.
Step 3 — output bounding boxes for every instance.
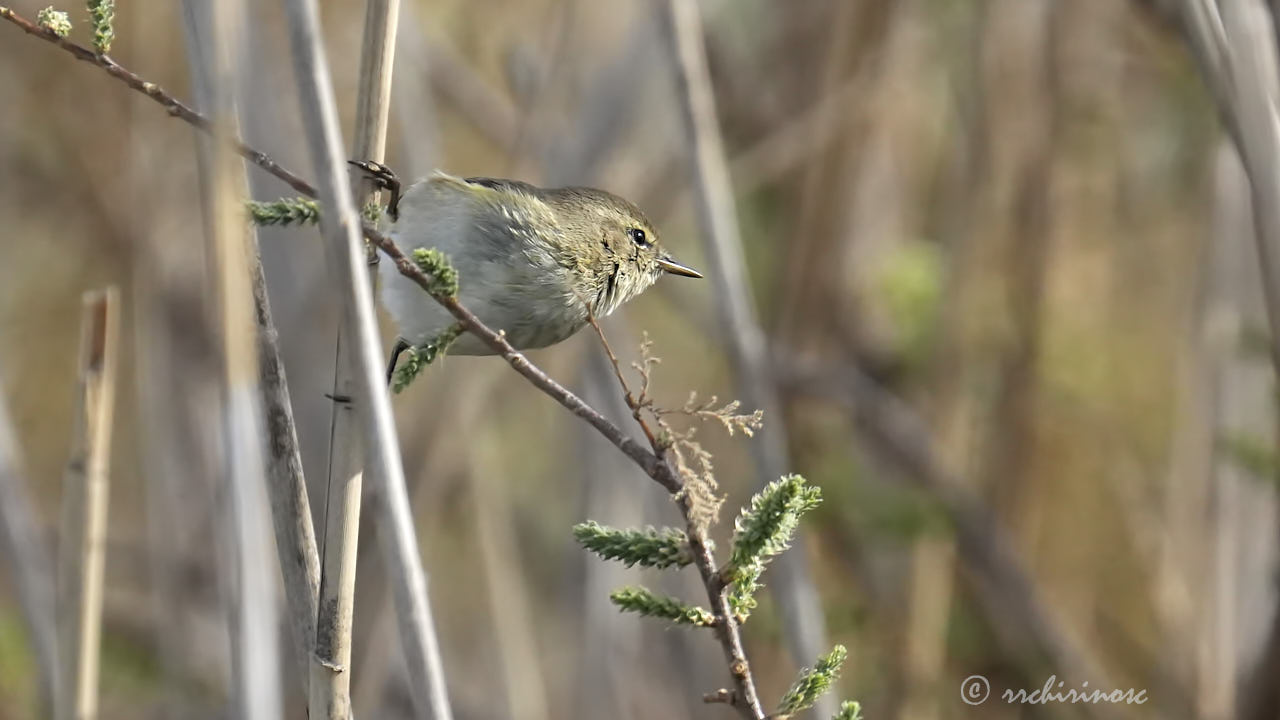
[348,159,402,221]
[385,337,411,387]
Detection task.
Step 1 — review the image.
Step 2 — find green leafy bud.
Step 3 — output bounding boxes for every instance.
[832,700,863,720]
[609,587,714,627]
[246,197,320,226]
[778,645,847,716]
[723,474,821,621]
[412,247,460,299]
[573,521,694,569]
[37,6,71,37]
[87,0,113,53]
[392,324,462,393]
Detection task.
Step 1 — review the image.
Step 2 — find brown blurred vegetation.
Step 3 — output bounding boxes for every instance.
[0,0,1274,719]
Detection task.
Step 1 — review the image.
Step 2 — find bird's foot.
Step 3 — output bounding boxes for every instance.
[348,159,402,220]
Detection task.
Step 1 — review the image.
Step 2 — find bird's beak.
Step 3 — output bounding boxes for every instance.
[657,255,704,278]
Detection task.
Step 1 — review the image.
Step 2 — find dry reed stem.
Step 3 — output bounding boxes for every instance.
[277,0,453,717]
[55,288,118,720]
[309,0,402,716]
[176,0,321,699]
[198,0,285,714]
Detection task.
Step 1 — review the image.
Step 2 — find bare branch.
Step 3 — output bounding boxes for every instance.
[0,7,315,196]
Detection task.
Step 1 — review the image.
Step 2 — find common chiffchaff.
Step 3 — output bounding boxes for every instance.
[357,163,702,358]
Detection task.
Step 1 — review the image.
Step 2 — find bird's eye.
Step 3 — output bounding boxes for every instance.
[628,228,649,246]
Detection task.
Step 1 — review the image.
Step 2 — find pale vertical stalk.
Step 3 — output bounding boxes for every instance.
[252,239,322,690]
[203,0,283,716]
[659,0,830,705]
[54,288,118,720]
[351,368,502,712]
[310,2,399,718]
[1190,141,1257,720]
[0,388,57,713]
[392,2,441,176]
[1173,5,1280,716]
[469,438,551,720]
[179,0,321,699]
[1177,0,1280,379]
[279,0,452,717]
[313,384,362,720]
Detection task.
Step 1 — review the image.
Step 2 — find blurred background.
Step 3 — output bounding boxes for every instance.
[0,0,1275,718]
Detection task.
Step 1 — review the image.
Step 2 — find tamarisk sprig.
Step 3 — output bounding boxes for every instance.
[609,587,715,627]
[573,521,695,569]
[86,0,111,53]
[777,645,847,717]
[723,475,822,621]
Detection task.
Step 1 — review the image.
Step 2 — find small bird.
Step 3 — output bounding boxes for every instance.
[352,162,702,375]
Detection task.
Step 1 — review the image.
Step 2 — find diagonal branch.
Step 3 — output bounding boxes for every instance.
[1,9,763,714]
[0,6,315,196]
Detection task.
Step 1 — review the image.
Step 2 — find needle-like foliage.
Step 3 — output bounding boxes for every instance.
[573,521,694,569]
[724,474,821,620]
[609,586,715,627]
[247,197,320,226]
[777,645,847,717]
[411,247,459,299]
[391,324,462,393]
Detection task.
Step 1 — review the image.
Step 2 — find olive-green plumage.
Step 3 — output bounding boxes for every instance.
[380,171,701,355]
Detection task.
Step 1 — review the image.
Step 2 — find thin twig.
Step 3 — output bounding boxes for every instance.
[581,319,762,718]
[55,288,119,720]
[0,7,315,196]
[583,314,661,448]
[658,2,829,714]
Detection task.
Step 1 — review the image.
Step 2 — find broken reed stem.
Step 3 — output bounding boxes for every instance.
[0,10,759,713]
[55,287,119,720]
